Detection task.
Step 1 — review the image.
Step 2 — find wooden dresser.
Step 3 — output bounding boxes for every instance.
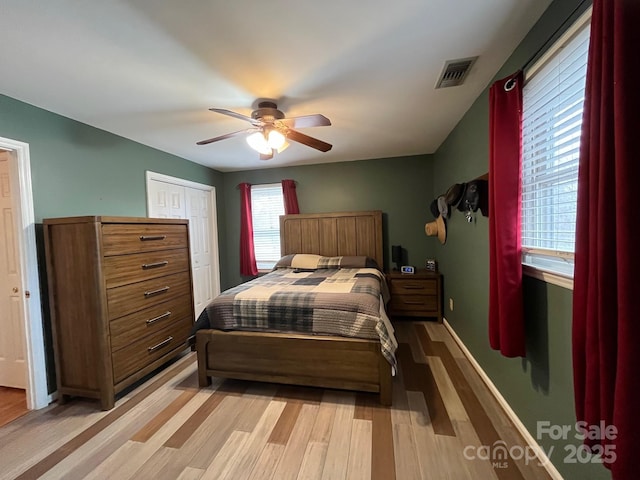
[386,270,442,322]
[44,216,195,410]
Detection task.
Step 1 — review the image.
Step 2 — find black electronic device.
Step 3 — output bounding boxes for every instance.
[392,245,402,270]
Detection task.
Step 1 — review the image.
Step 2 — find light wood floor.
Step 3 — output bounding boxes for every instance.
[0,387,28,429]
[0,321,553,480]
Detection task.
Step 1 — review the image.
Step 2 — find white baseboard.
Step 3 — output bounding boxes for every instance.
[442,318,564,480]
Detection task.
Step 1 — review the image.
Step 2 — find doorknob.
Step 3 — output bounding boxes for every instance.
[12,287,18,294]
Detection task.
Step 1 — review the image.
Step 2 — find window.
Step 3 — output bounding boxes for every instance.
[251,183,284,270]
[521,10,591,281]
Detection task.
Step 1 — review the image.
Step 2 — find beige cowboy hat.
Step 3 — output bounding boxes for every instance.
[425,215,446,245]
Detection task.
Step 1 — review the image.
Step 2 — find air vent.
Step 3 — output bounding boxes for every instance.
[435,57,478,88]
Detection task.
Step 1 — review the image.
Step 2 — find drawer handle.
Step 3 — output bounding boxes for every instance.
[140,235,167,241]
[144,286,170,298]
[146,311,172,325]
[404,285,425,289]
[148,336,173,353]
[405,301,426,305]
[142,260,169,270]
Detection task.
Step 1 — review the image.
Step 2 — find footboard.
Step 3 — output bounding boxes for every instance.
[196,329,392,405]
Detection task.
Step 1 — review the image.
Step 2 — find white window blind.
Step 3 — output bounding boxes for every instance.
[521,13,590,278]
[251,183,284,270]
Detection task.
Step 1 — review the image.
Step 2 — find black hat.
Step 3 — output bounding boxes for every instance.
[429,198,439,218]
[456,179,488,216]
[444,183,465,208]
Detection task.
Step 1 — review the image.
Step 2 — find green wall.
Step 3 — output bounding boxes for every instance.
[221,155,435,289]
[432,0,608,478]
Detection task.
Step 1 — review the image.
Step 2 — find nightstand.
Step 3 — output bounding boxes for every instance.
[386,270,442,322]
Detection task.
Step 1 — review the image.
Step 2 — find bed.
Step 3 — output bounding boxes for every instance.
[194,211,396,405]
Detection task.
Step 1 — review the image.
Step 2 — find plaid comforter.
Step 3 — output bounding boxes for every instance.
[194,267,397,368]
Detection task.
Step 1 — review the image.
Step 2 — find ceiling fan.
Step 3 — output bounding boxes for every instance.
[197,101,332,160]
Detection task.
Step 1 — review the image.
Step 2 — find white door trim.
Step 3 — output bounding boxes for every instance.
[0,136,49,410]
[145,170,221,298]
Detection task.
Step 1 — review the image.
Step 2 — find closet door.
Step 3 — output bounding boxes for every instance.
[146,180,186,219]
[147,176,220,317]
[185,188,214,316]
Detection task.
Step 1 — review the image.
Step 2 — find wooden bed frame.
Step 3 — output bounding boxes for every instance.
[196,210,392,405]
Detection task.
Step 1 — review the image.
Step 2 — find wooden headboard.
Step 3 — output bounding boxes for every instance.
[280,211,384,268]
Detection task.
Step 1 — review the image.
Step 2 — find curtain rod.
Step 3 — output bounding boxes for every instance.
[236,180,296,189]
[520,0,591,73]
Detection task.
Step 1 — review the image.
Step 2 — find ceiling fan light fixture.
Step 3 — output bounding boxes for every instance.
[267,129,286,150]
[246,131,272,155]
[246,129,286,156]
[276,140,290,154]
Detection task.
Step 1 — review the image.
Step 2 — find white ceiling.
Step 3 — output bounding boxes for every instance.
[1,0,550,172]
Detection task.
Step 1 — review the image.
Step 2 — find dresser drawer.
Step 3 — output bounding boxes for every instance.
[102,224,188,256]
[107,271,192,320]
[112,316,192,384]
[389,279,438,295]
[103,248,189,288]
[388,294,438,312]
[110,296,193,351]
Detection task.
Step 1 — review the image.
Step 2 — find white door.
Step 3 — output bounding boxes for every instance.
[147,180,186,219]
[185,188,214,316]
[0,151,27,388]
[146,174,220,317]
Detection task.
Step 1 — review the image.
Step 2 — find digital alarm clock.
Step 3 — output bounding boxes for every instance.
[400,265,415,274]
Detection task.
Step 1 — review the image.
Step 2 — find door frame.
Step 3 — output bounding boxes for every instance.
[145,171,221,299]
[0,136,49,409]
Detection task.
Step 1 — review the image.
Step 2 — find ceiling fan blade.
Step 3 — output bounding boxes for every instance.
[196,128,255,145]
[286,129,332,152]
[209,108,261,125]
[278,114,331,129]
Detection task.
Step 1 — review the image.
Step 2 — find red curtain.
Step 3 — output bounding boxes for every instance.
[239,183,258,276]
[488,71,526,358]
[282,179,300,214]
[572,1,640,477]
